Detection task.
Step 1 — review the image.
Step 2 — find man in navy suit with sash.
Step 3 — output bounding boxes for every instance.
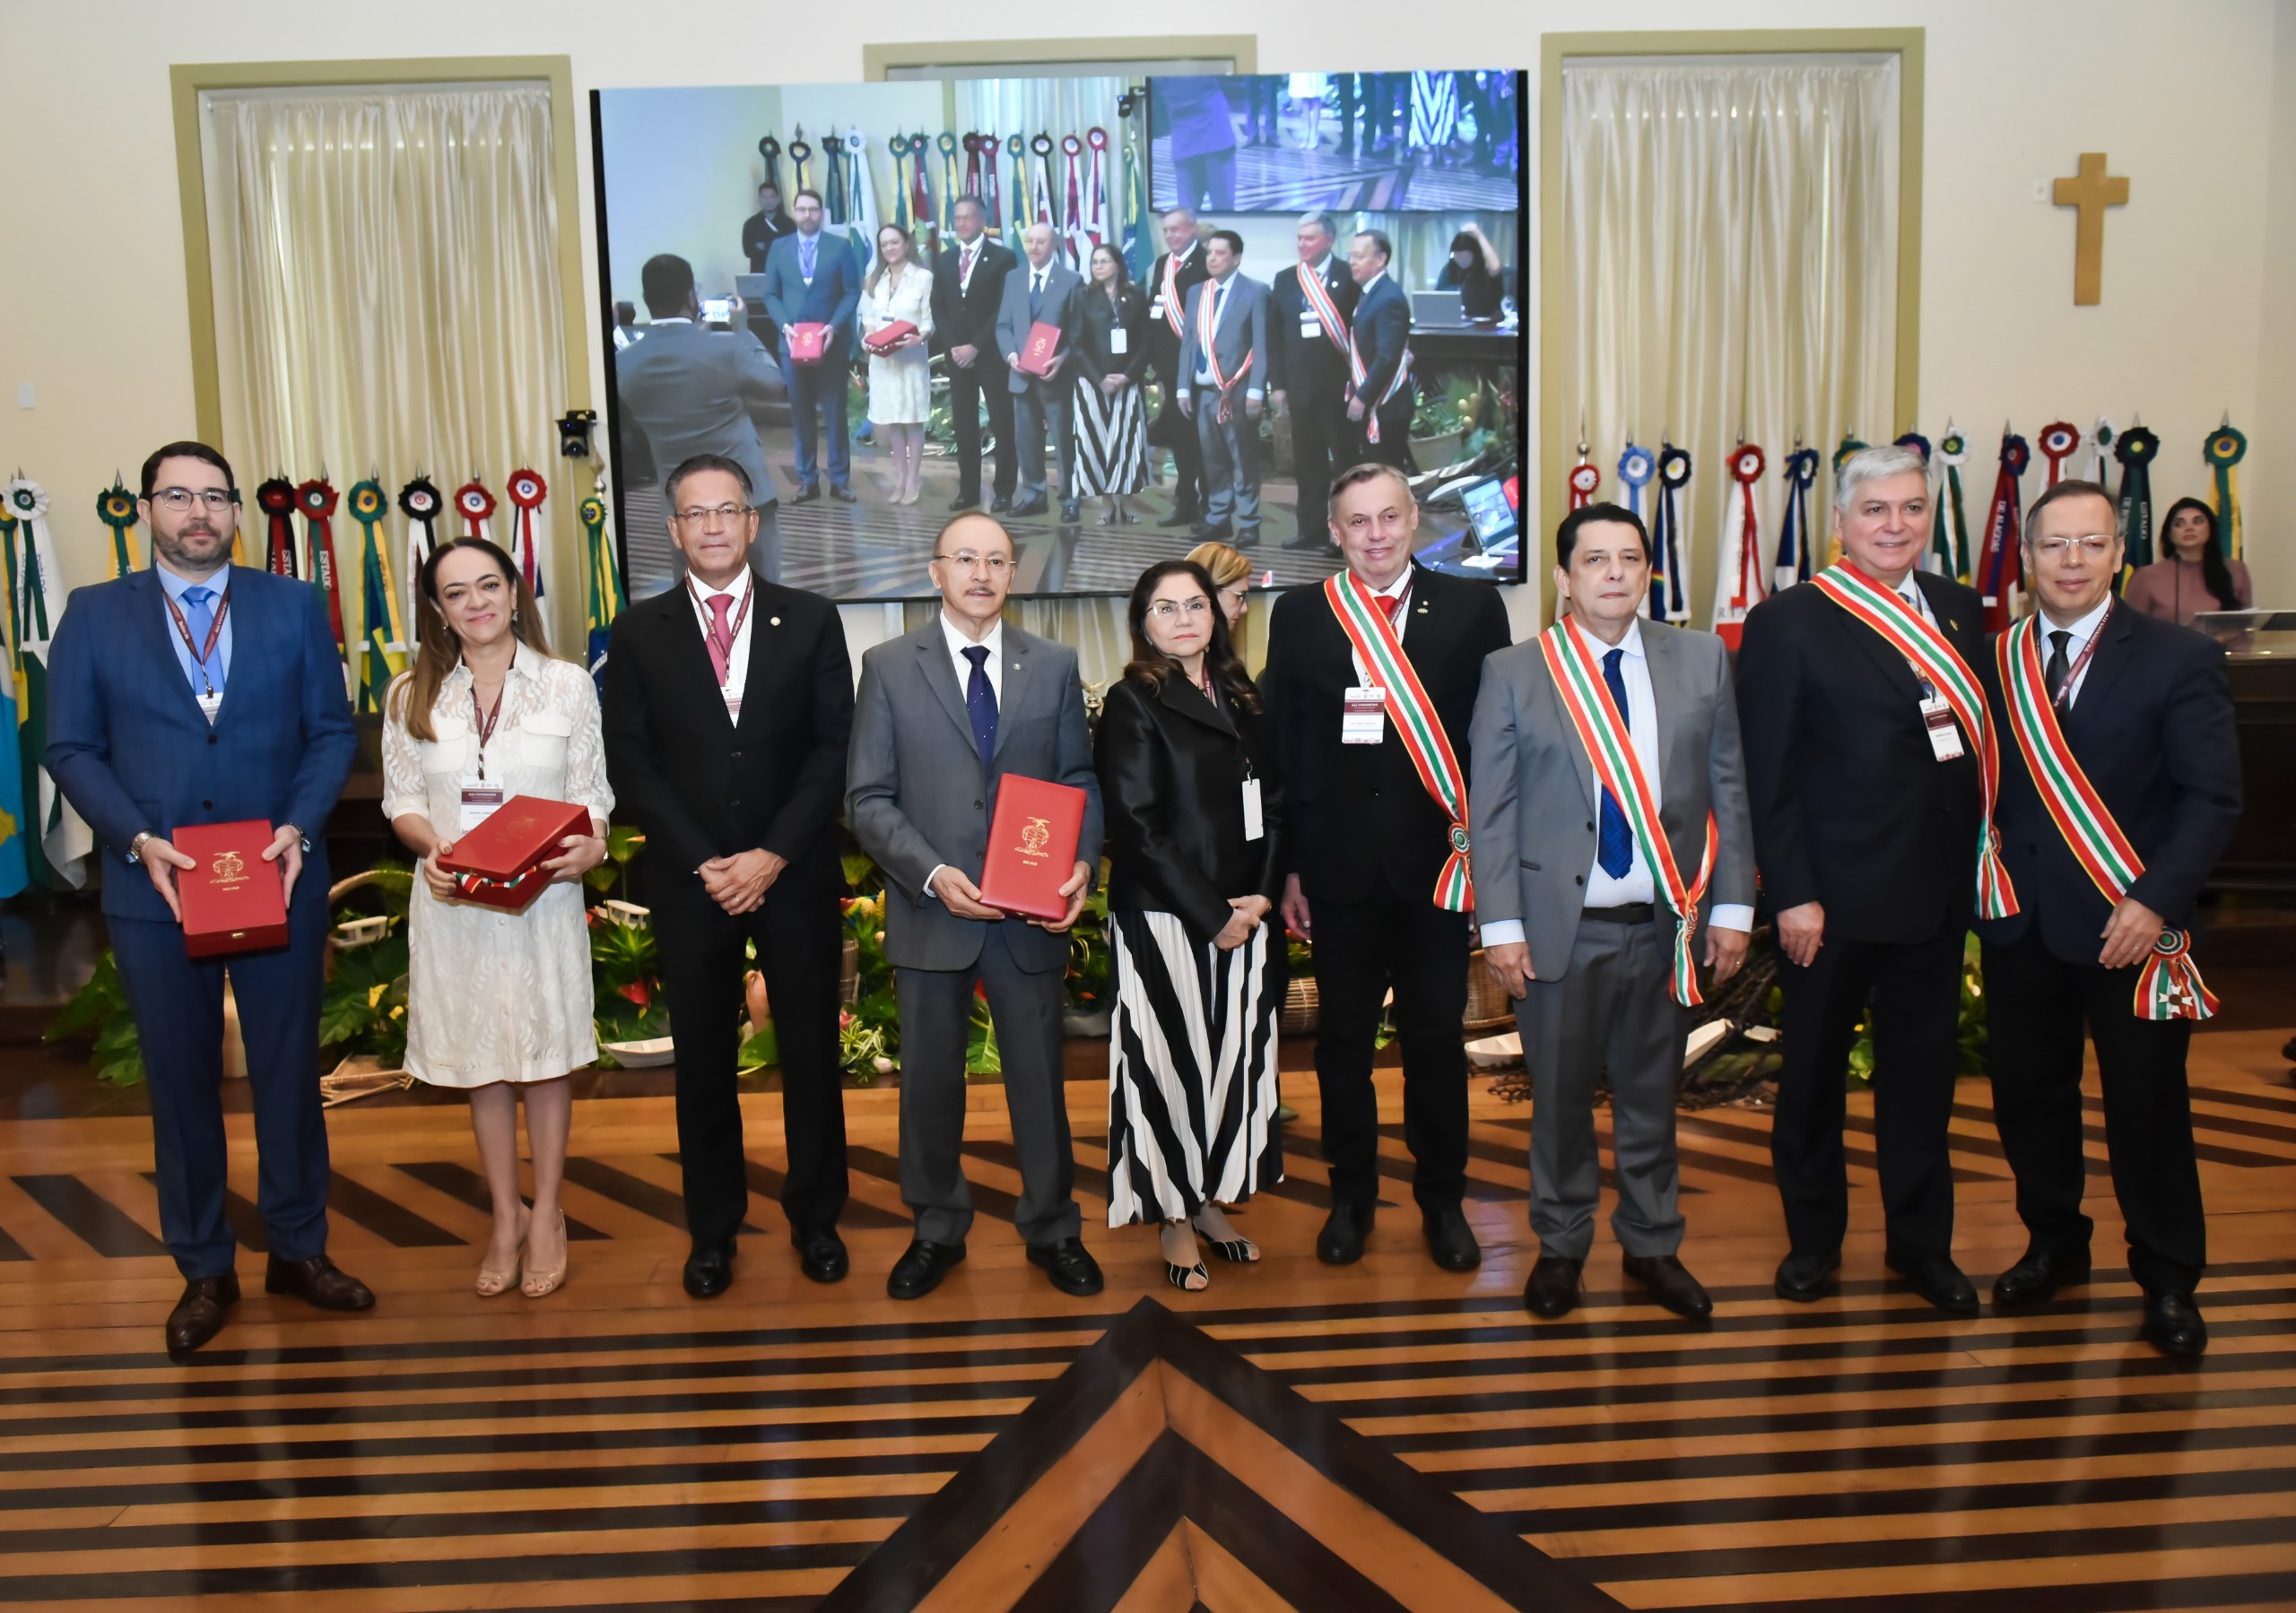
[48,441,367,1356]
[761,187,863,504]
[1344,230,1414,469]
[1268,212,1361,550]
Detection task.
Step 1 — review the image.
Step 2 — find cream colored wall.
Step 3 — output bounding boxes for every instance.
[0,0,2285,628]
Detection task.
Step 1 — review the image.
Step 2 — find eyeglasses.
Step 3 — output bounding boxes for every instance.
[934,551,1012,574]
[2032,535,2116,559]
[150,488,239,513]
[674,503,752,526]
[1149,597,1212,620]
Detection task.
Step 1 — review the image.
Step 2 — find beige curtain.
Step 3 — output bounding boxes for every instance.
[202,82,571,649]
[1561,57,1898,623]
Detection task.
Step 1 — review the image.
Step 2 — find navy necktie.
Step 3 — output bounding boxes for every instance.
[180,585,222,691]
[1596,646,1634,880]
[962,644,997,769]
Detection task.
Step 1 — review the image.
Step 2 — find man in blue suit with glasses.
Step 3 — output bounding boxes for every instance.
[48,440,369,1357]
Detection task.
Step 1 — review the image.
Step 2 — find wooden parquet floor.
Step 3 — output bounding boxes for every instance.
[2,1030,2293,1609]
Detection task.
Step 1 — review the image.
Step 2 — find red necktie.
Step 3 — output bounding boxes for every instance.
[704,594,735,684]
[1373,593,1402,624]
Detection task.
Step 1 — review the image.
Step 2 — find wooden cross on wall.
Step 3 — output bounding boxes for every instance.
[2053,152,2129,306]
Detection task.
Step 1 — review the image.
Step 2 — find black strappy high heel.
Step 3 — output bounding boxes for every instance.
[1166,1260,1210,1290]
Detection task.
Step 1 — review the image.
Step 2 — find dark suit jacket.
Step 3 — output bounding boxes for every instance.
[1076,282,1149,385]
[1261,564,1512,905]
[602,578,853,911]
[1347,274,1412,407]
[1267,257,1360,397]
[1144,245,1211,387]
[1978,608,2242,964]
[743,208,792,273]
[931,236,1019,357]
[47,566,356,925]
[1735,571,1987,943]
[1096,672,1285,941]
[761,230,863,359]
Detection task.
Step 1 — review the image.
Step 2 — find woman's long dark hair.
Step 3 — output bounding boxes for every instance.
[1124,559,1259,713]
[2157,497,2240,611]
[389,536,552,741]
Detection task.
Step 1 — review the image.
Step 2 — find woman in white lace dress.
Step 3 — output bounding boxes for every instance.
[383,538,612,1299]
[857,221,935,504]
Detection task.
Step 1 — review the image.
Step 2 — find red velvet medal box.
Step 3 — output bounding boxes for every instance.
[785,321,832,364]
[861,319,917,355]
[434,795,592,912]
[977,775,1087,923]
[175,820,290,958]
[1015,320,1064,377]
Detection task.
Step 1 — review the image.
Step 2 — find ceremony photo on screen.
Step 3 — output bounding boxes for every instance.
[593,74,1524,601]
[1148,73,1522,212]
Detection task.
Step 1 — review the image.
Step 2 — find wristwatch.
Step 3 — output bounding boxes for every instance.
[127,830,154,864]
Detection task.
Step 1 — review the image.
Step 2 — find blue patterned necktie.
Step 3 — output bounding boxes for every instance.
[180,585,222,691]
[800,233,817,281]
[1596,646,1634,880]
[962,644,997,769]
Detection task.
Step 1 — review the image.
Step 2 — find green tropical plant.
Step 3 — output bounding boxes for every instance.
[590,908,667,1051]
[45,951,143,1086]
[1846,933,1987,1085]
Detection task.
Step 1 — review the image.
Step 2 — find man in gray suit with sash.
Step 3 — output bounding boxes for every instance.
[1177,229,1270,548]
[996,222,1083,522]
[1468,503,1757,1322]
[847,512,1107,1300]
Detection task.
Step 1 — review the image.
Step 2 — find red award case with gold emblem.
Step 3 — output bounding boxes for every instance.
[175,820,291,958]
[976,775,1088,923]
[1015,320,1064,378]
[784,321,832,364]
[434,795,593,912]
[861,319,917,356]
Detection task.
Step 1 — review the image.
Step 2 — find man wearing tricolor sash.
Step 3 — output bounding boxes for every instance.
[1978,480,2240,1359]
[1344,230,1415,470]
[1176,230,1270,548]
[1267,212,1361,551]
[1470,504,1755,1322]
[1262,464,1511,1272]
[1143,211,1211,532]
[1737,445,1996,1316]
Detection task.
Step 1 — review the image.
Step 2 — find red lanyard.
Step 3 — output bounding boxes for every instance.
[687,578,754,685]
[471,680,506,780]
[2048,600,2110,712]
[161,586,230,695]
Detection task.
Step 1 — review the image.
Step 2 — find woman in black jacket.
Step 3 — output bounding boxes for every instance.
[1072,243,1152,525]
[1098,559,1287,1288]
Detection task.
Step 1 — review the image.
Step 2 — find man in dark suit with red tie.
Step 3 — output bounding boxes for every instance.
[1344,230,1414,469]
[1144,209,1212,531]
[1269,212,1361,550]
[932,195,1019,514]
[603,454,856,1299]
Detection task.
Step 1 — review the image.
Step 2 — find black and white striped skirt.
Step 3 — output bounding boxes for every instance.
[1107,909,1283,1227]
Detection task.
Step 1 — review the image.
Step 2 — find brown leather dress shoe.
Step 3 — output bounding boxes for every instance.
[265,1253,376,1312]
[166,1273,240,1355]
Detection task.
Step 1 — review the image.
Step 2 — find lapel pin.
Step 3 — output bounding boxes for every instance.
[770,616,781,626]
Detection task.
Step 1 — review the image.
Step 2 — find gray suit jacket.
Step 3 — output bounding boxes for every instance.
[1467,618,1756,981]
[1177,271,1270,404]
[995,259,1083,395]
[847,616,1106,973]
[613,319,782,505]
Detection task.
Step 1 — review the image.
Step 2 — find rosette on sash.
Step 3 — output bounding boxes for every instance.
[580,479,625,687]
[756,136,782,198]
[4,476,91,889]
[2087,417,2117,484]
[1774,445,1818,592]
[1712,443,1766,647]
[95,481,140,577]
[1936,424,1975,583]
[1649,445,1692,624]
[908,135,934,240]
[2205,419,2247,562]
[889,134,914,232]
[2114,423,2160,573]
[454,476,497,544]
[349,477,405,713]
[1030,134,1056,226]
[842,129,879,273]
[256,478,299,577]
[1566,438,1600,511]
[1006,134,1029,237]
[962,133,984,201]
[2037,421,2080,487]
[936,131,960,251]
[1979,427,2031,633]
[1085,127,1110,256]
[787,130,813,196]
[822,127,847,222]
[1614,442,1653,517]
[397,476,443,640]
[294,476,346,655]
[505,468,547,599]
[1060,134,1088,265]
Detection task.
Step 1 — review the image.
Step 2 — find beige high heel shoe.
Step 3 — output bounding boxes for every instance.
[475,1207,530,1297]
[522,1210,569,1298]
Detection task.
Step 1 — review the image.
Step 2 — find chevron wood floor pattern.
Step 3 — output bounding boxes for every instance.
[1,1028,2292,1608]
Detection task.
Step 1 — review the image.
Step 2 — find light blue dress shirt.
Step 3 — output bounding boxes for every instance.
[156,562,235,697]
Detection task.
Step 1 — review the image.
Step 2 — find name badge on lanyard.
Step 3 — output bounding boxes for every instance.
[1342,685,1387,745]
[1109,327,1128,355]
[1300,316,1321,338]
[1918,682,1966,762]
[459,782,506,833]
[1241,774,1265,840]
[1150,297,1165,320]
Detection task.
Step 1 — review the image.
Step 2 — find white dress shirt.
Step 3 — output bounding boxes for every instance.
[1345,568,1413,689]
[1480,620,1752,946]
[923,611,1007,901]
[686,568,754,719]
[2034,595,2111,708]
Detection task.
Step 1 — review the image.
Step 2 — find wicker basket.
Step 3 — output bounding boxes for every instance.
[1463,949,1516,1030]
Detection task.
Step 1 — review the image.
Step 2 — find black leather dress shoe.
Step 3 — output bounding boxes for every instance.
[1156,507,1198,528]
[1523,1254,1581,1319]
[683,1242,735,1298]
[1317,1203,1374,1265]
[1008,494,1049,516]
[829,484,857,503]
[1774,1249,1841,1303]
[1423,1207,1482,1271]
[1231,528,1261,550]
[792,483,822,504]
[949,494,981,512]
[990,495,1014,514]
[2141,1289,2207,1358]
[795,1227,848,1285]
[1059,499,1081,524]
[1886,1252,1979,1316]
[1189,522,1235,542]
[166,1273,240,1355]
[265,1254,374,1312]
[1027,1236,1105,1296]
[1991,1245,2091,1308]
[1624,1253,1714,1320]
[887,1239,965,1300]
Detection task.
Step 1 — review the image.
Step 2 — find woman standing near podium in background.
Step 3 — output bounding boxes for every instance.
[383,538,612,1299]
[1097,560,1286,1290]
[1073,242,1152,526]
[858,221,935,505]
[2124,497,2252,634]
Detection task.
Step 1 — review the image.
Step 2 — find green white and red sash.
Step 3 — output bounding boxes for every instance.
[1324,571,1472,910]
[1196,279,1250,394]
[1538,615,1721,1007]
[1296,263,1351,355]
[1811,563,2019,920]
[1161,252,1186,335]
[1995,612,2218,1020]
[1347,320,1411,444]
